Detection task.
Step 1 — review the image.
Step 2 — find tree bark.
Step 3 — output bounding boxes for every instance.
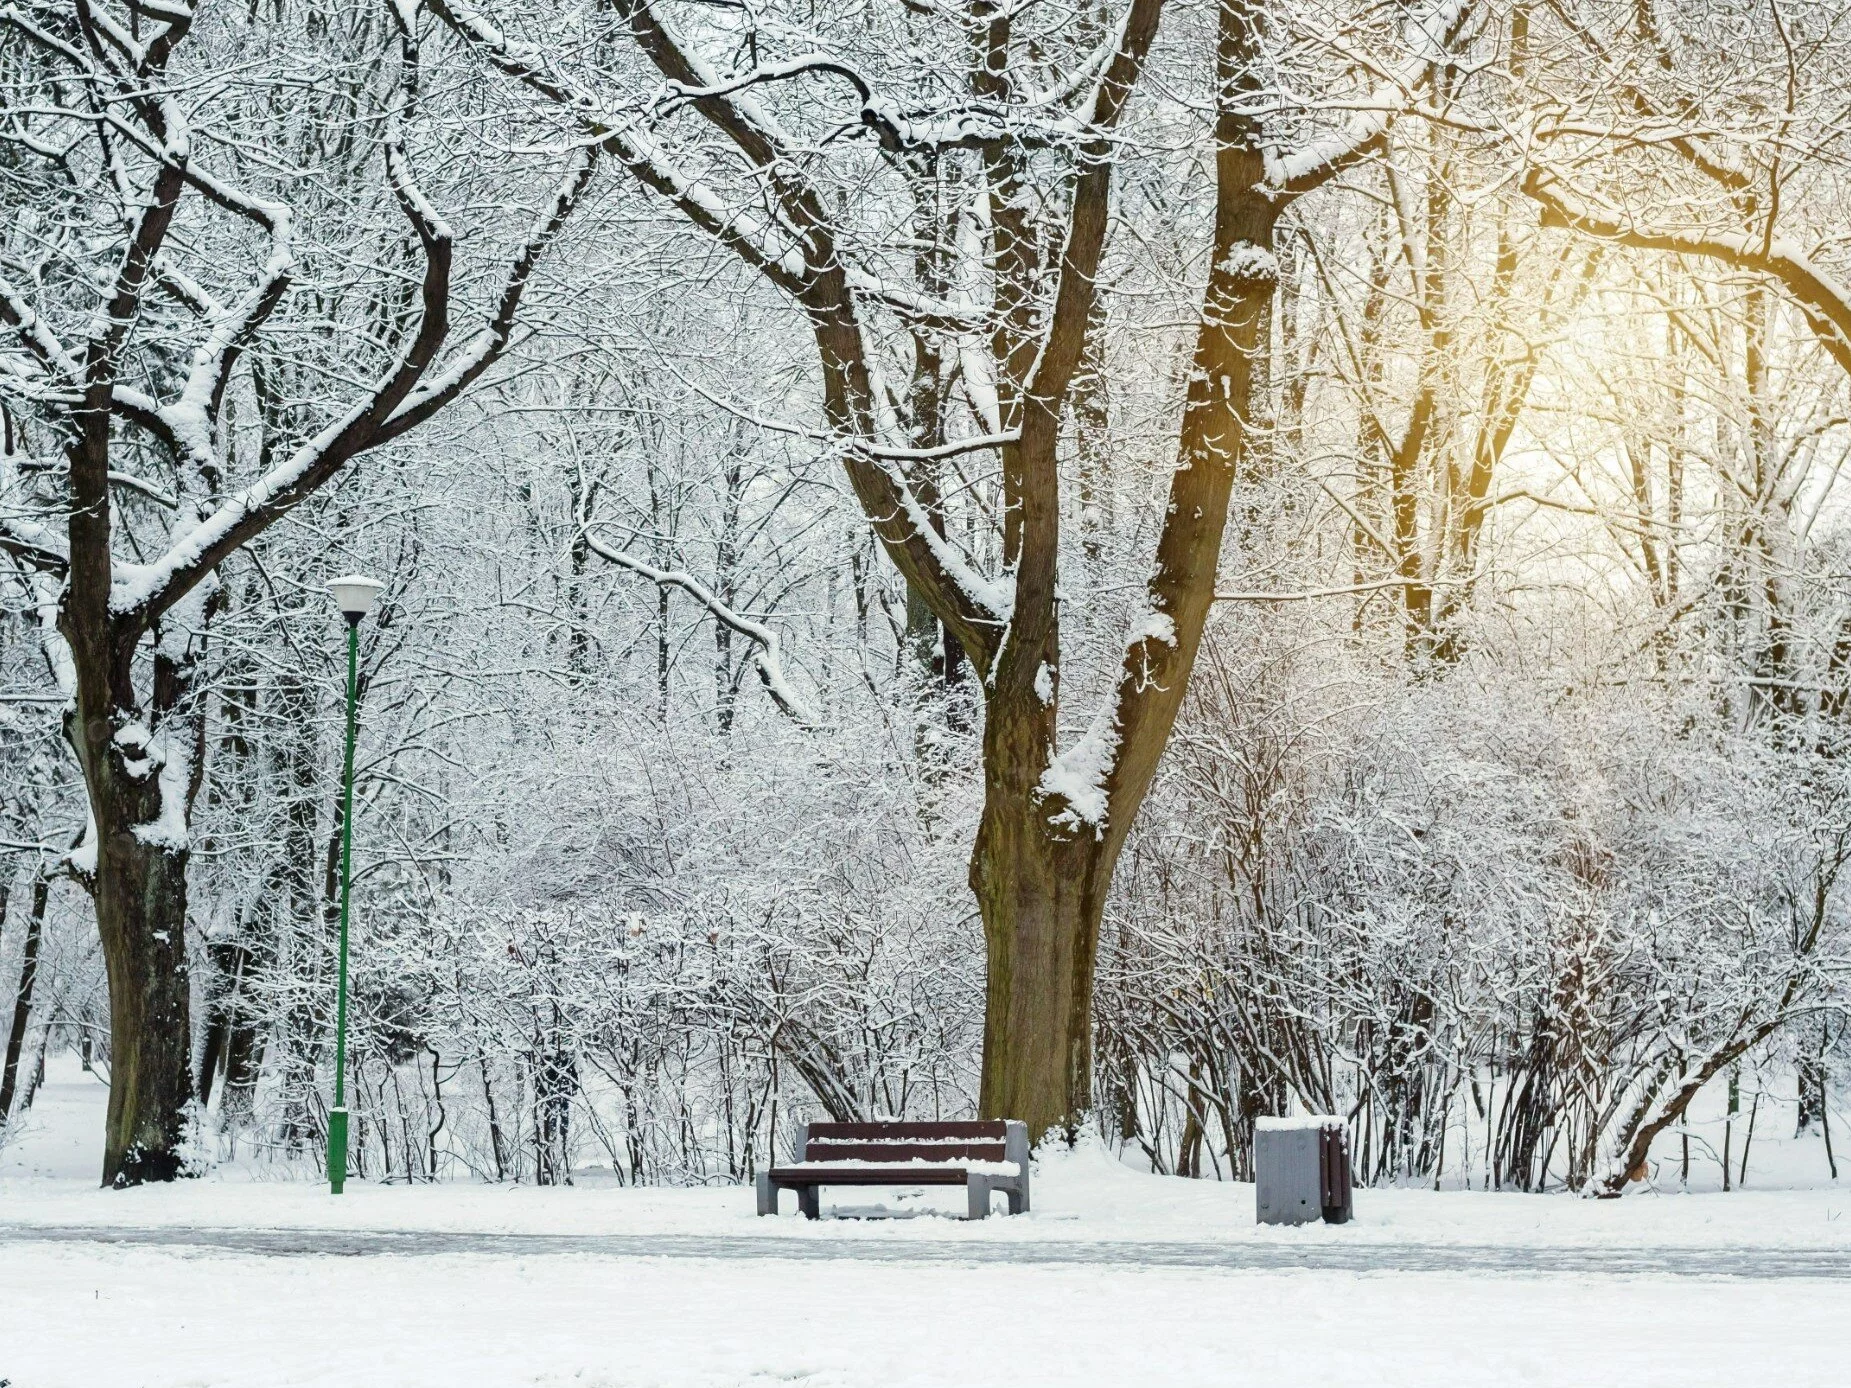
[197,939,264,1120]
[971,751,1112,1136]
[91,829,195,1185]
[0,871,51,1122]
[65,582,219,1186]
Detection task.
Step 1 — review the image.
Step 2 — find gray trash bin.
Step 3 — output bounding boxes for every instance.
[1255,1116,1353,1225]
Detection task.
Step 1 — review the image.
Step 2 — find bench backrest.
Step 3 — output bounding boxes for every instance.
[802,1120,1010,1165]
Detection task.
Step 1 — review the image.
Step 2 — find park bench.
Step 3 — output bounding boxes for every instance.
[756,1119,1031,1220]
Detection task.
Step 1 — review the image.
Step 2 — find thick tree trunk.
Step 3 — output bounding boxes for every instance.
[93,825,195,1186]
[971,783,1113,1138]
[66,607,215,1186]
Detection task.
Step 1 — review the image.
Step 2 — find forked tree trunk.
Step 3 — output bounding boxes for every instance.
[972,66,1279,1138]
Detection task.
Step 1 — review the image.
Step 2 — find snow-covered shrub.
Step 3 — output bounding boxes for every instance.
[1102,619,1851,1191]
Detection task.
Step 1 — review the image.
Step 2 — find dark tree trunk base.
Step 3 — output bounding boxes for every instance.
[96,832,197,1188]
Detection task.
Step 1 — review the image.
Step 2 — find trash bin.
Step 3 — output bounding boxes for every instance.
[1255,1116,1353,1225]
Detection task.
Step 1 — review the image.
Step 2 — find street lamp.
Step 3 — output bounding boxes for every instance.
[325,574,384,1195]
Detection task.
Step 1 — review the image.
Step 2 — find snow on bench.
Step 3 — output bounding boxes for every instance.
[756,1120,1031,1220]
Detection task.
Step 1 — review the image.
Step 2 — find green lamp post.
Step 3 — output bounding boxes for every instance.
[325,574,384,1195]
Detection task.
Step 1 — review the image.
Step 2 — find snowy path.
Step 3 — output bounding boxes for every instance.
[4,1220,1848,1278]
[6,1236,1848,1388]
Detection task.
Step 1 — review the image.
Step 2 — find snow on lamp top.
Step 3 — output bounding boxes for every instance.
[327,574,386,619]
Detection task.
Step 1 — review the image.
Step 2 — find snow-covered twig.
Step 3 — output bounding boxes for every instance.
[582,526,819,726]
[1262,0,1477,199]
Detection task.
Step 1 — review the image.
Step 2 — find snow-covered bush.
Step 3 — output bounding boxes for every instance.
[1102,621,1851,1191]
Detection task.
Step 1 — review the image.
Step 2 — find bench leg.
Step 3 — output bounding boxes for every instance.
[756,1172,777,1217]
[1004,1120,1031,1215]
[967,1174,991,1220]
[798,1184,820,1220]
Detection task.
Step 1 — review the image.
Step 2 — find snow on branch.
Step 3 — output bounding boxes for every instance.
[1039,705,1120,836]
[1214,576,1463,603]
[668,379,1014,642]
[384,134,456,248]
[1522,169,1851,378]
[660,0,1147,153]
[0,269,81,383]
[843,271,984,331]
[162,204,295,479]
[0,5,89,66]
[108,133,458,625]
[582,527,818,726]
[68,89,295,237]
[861,431,1018,464]
[1262,0,1477,200]
[427,0,813,296]
[428,0,1026,328]
[1036,609,1175,835]
[78,99,190,387]
[856,447,1013,625]
[654,53,1075,153]
[0,523,67,574]
[383,144,600,441]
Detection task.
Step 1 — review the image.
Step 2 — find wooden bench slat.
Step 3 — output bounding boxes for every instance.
[806,1121,1007,1140]
[768,1165,978,1186]
[802,1140,1008,1163]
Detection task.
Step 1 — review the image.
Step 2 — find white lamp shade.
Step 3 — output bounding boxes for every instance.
[327,574,386,618]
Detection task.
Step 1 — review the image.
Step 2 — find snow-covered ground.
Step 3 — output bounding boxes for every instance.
[3,1057,1848,1386]
[10,1236,1847,1388]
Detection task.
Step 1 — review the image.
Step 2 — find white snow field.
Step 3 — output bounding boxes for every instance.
[3,1058,1848,1387]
